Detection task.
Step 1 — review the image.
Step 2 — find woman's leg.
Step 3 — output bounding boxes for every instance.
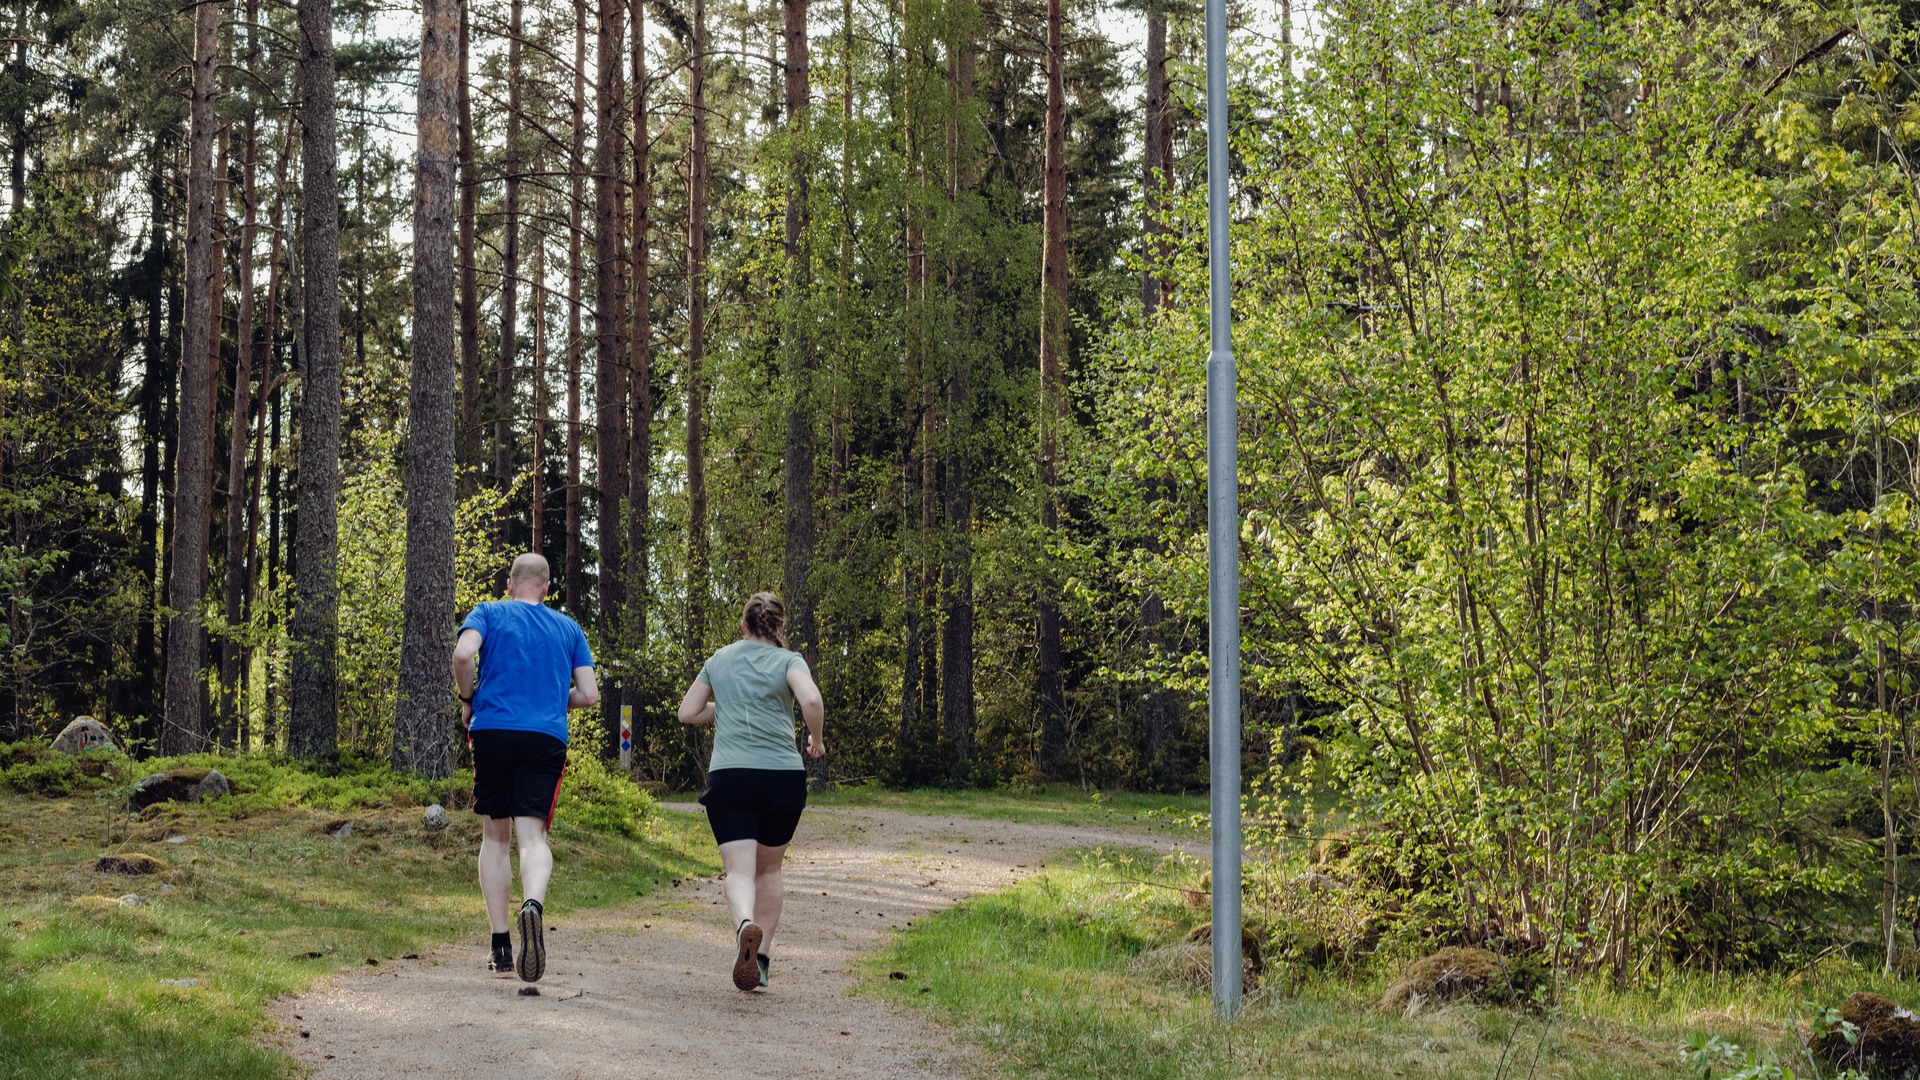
[718,838,760,928]
[752,842,789,953]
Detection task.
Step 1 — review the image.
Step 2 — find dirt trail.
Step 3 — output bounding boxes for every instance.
[269,806,1202,1080]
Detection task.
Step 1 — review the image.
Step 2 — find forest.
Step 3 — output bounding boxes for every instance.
[4,0,1920,978]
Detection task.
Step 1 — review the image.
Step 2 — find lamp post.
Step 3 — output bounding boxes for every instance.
[1203,0,1242,1020]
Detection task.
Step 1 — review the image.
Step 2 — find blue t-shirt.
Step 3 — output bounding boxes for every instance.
[460,600,594,744]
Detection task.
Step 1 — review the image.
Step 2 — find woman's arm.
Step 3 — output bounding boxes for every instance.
[676,679,715,726]
[788,667,825,758]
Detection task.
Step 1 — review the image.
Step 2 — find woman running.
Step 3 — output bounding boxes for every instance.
[676,591,826,991]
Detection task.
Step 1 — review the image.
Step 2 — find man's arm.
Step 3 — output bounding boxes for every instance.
[452,628,483,728]
[569,666,600,710]
[676,679,715,726]
[788,666,825,758]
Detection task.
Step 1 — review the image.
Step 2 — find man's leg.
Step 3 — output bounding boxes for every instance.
[479,816,514,933]
[752,842,789,954]
[513,816,553,904]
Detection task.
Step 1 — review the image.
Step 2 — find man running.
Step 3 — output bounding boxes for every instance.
[451,553,598,982]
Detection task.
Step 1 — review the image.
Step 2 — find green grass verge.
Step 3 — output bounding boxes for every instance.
[864,851,1908,1080]
[806,783,1208,835]
[0,746,715,1080]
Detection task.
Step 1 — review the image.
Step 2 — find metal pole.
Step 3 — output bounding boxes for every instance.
[1204,0,1242,1020]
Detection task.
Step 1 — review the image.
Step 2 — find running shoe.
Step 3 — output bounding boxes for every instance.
[489,940,514,974]
[756,952,770,988]
[733,920,764,991]
[517,899,546,983]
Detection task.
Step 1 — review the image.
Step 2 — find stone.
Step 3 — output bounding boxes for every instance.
[128,768,230,810]
[423,804,450,831]
[159,979,200,989]
[94,853,167,876]
[1381,947,1550,1014]
[117,894,142,906]
[50,717,116,756]
[1812,991,1920,1078]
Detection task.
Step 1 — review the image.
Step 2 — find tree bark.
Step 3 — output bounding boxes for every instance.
[940,20,976,778]
[393,0,462,780]
[1036,0,1069,774]
[564,0,587,617]
[290,0,342,760]
[162,0,222,756]
[457,1,482,495]
[1138,0,1174,786]
[594,0,629,757]
[135,138,168,740]
[628,0,651,667]
[686,0,710,668]
[220,87,257,752]
[497,0,524,520]
[781,0,816,672]
[532,224,548,554]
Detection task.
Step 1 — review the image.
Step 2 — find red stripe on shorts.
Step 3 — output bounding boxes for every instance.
[545,766,567,831]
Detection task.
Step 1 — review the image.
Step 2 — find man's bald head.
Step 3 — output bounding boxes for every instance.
[509,553,551,585]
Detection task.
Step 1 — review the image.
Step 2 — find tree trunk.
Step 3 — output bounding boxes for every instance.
[220,93,257,752]
[497,0,524,523]
[290,0,342,760]
[564,0,586,617]
[594,0,629,757]
[940,20,976,778]
[457,1,482,495]
[686,0,710,668]
[162,0,222,756]
[1138,0,1174,786]
[1035,0,1068,774]
[393,0,461,780]
[532,224,548,554]
[628,0,651,669]
[135,138,167,741]
[781,0,815,671]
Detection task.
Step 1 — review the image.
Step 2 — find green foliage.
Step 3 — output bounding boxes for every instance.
[555,712,658,838]
[1077,0,1920,976]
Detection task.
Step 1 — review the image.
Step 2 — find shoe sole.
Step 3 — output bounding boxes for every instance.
[733,923,764,991]
[517,906,545,983]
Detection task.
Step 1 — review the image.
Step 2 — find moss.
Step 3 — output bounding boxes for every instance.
[1812,991,1920,1078]
[1381,947,1551,1013]
[94,853,168,876]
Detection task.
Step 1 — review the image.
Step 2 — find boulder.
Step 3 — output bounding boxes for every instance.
[95,853,167,875]
[1381,947,1549,1014]
[1812,991,1920,1078]
[50,717,116,756]
[423,804,450,831]
[128,768,230,810]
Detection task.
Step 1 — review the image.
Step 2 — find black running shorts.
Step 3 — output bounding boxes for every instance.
[699,768,808,846]
[470,729,569,825]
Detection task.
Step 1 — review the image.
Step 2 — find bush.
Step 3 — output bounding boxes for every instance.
[556,746,656,839]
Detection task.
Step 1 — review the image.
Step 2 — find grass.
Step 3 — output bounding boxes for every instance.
[807,782,1210,835]
[863,850,1906,1080]
[0,747,715,1080]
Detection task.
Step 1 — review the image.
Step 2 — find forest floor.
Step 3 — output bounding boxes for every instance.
[269,804,1206,1079]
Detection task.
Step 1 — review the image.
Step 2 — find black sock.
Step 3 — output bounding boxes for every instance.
[491,932,511,950]
[522,898,542,916]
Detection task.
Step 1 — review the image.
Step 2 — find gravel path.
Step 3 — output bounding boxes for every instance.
[268,805,1202,1080]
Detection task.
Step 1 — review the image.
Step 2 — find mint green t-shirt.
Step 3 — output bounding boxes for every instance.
[697,639,809,771]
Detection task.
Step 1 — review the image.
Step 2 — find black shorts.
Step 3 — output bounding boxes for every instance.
[470,729,568,825]
[699,768,808,846]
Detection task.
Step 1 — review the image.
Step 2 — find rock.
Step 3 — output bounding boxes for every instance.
[1381,947,1549,1014]
[159,979,200,989]
[1812,991,1920,1077]
[50,717,116,756]
[94,853,167,876]
[423,804,450,831]
[117,894,142,906]
[128,768,230,810]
